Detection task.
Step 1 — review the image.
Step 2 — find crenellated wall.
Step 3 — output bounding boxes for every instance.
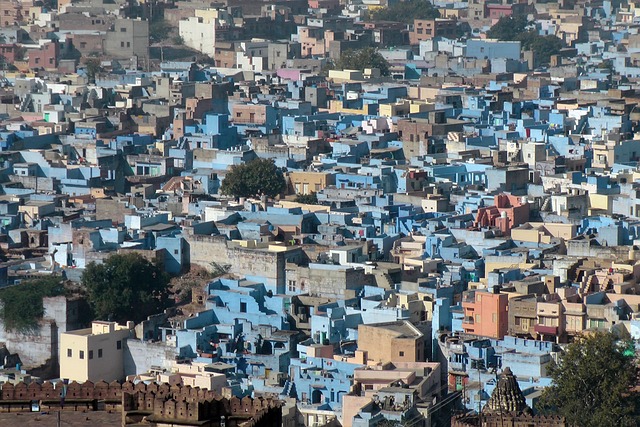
[0,380,283,427]
[451,413,567,427]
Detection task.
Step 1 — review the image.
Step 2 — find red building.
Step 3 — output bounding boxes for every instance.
[486,4,513,20]
[475,193,530,235]
[28,41,59,70]
[0,44,17,64]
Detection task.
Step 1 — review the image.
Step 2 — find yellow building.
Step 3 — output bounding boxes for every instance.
[60,321,134,383]
[379,100,432,117]
[510,222,577,244]
[287,171,335,195]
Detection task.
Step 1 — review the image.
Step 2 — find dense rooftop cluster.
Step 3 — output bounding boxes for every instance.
[0,0,640,426]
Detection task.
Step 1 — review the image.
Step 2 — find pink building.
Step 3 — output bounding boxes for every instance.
[475,193,530,235]
[462,289,509,339]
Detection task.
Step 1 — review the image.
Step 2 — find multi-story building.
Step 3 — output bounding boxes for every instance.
[357,321,427,364]
[60,321,134,383]
[461,288,509,339]
[410,19,457,45]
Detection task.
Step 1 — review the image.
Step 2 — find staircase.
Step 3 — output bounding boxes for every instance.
[375,272,395,289]
[282,380,296,398]
[579,275,594,295]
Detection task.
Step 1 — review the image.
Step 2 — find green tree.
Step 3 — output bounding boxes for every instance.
[367,0,440,24]
[84,58,102,84]
[149,20,172,44]
[520,33,563,65]
[487,16,563,65]
[486,15,529,41]
[538,332,640,427]
[82,253,171,324]
[294,192,319,204]
[331,47,390,76]
[220,158,286,199]
[0,276,66,332]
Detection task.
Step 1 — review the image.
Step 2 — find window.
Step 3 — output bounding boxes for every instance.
[79,351,85,360]
[399,351,405,356]
[120,27,127,32]
[240,302,247,313]
[127,42,130,48]
[492,313,497,323]
[174,249,179,255]
[121,41,125,47]
[98,349,103,358]
[117,340,122,350]
[89,350,93,359]
[288,280,296,292]
[67,349,72,357]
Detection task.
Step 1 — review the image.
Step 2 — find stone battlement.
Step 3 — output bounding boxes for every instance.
[0,380,283,427]
[452,413,567,427]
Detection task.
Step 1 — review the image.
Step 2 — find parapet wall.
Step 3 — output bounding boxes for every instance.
[451,413,567,427]
[0,380,283,426]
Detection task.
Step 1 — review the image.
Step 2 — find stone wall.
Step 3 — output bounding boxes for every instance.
[0,296,87,371]
[123,339,178,377]
[0,380,283,427]
[186,234,302,293]
[124,388,282,426]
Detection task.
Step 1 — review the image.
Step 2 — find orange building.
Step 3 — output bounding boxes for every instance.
[461,288,509,339]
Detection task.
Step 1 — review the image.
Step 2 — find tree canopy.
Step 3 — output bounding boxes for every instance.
[366,0,440,24]
[220,158,286,199]
[538,332,640,427]
[84,58,102,84]
[331,47,390,76]
[149,20,172,44]
[82,253,171,324]
[294,192,319,204]
[486,15,563,65]
[486,15,529,41]
[0,276,66,333]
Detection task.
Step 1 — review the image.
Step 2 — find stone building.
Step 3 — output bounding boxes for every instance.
[451,367,567,427]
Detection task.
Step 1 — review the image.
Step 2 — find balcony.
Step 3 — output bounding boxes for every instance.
[462,316,474,325]
[534,324,558,335]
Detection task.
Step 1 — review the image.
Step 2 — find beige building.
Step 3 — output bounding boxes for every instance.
[357,321,426,364]
[60,321,134,383]
[128,361,227,393]
[287,171,335,195]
